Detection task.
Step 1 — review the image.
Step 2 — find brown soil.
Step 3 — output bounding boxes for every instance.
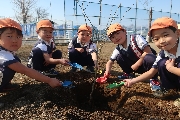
[0,42,179,120]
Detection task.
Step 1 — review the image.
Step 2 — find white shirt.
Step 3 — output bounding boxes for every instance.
[110,35,148,60]
[68,37,97,53]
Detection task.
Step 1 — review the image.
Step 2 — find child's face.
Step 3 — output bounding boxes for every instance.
[37,27,53,42]
[0,28,22,51]
[151,28,179,51]
[110,30,126,44]
[77,31,91,43]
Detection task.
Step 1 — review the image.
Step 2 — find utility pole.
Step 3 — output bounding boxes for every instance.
[148,7,152,42]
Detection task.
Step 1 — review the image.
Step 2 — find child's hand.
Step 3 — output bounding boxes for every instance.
[48,78,62,88]
[165,59,175,71]
[123,79,133,87]
[59,59,70,66]
[104,72,110,78]
[75,48,84,53]
[131,63,139,71]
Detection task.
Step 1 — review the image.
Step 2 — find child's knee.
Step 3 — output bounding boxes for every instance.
[32,48,43,56]
[144,54,156,63]
[53,50,62,58]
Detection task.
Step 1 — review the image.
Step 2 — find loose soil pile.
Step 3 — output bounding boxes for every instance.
[0,43,179,119]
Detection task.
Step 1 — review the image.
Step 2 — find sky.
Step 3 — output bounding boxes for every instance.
[0,0,179,28]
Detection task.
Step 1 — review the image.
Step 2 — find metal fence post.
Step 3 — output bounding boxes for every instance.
[134,0,137,34]
[148,7,152,42]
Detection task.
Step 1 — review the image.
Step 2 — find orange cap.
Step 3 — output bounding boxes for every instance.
[107,23,126,37]
[36,19,53,31]
[0,18,22,31]
[148,17,178,36]
[78,24,92,33]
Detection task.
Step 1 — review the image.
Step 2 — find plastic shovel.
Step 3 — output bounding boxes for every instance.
[96,76,107,83]
[106,81,125,89]
[69,62,99,73]
[61,80,75,88]
[96,73,110,83]
[69,62,83,70]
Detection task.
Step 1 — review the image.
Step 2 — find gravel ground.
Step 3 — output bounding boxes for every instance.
[0,42,179,120]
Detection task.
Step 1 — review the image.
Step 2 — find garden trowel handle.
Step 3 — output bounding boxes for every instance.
[67,62,73,66]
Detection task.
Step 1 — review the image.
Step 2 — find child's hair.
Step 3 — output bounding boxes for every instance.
[168,26,177,33]
[148,17,178,37]
[108,29,125,39]
[0,18,22,37]
[106,23,126,38]
[49,20,54,25]
[0,27,23,37]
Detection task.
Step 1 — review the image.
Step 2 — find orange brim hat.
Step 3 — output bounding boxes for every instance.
[78,24,92,33]
[148,17,178,36]
[107,23,126,37]
[36,19,54,31]
[0,18,22,31]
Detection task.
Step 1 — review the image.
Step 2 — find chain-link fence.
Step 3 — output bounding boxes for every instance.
[21,0,180,45]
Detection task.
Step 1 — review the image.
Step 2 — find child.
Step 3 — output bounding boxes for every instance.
[27,19,69,76]
[68,24,97,72]
[123,17,180,98]
[104,23,158,87]
[0,18,62,92]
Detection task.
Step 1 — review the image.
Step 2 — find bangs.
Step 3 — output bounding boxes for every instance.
[0,27,23,37]
[9,28,23,36]
[108,30,121,38]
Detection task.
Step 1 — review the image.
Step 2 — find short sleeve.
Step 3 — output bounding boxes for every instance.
[152,54,162,69]
[0,50,19,66]
[89,43,97,53]
[68,40,74,49]
[110,48,120,61]
[135,35,148,50]
[35,43,48,53]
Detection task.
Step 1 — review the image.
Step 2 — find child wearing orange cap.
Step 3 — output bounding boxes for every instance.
[0,18,62,92]
[27,19,69,76]
[105,23,158,90]
[124,17,180,98]
[68,24,97,72]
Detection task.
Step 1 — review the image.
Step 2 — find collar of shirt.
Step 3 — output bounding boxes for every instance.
[164,41,180,59]
[0,46,8,51]
[38,36,53,46]
[118,35,130,51]
[0,46,15,55]
[76,37,90,47]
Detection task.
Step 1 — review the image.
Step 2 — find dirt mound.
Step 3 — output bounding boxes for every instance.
[0,43,179,119]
